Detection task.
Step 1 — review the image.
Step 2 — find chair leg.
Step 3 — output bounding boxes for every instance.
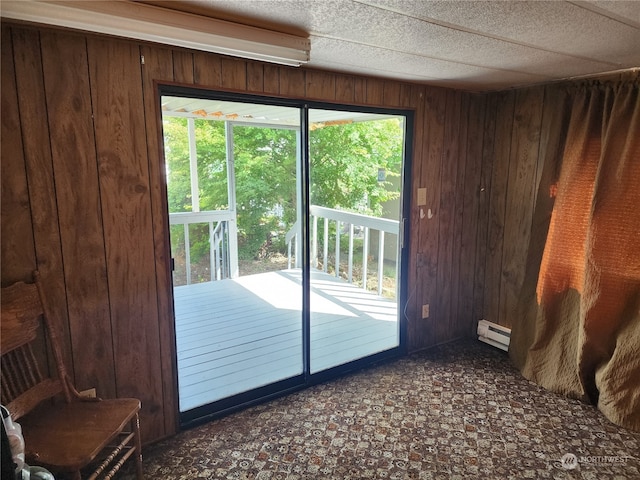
[133,413,144,479]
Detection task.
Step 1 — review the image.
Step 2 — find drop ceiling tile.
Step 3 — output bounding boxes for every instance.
[198,0,619,77]
[579,0,640,26]
[365,0,640,66]
[144,0,640,90]
[310,36,548,90]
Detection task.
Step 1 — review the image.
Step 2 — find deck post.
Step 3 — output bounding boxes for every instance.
[362,227,369,290]
[312,215,318,269]
[335,221,341,278]
[187,118,200,213]
[295,128,303,269]
[378,230,385,296]
[323,217,329,273]
[348,223,354,283]
[226,122,239,278]
[209,221,215,281]
[184,223,191,285]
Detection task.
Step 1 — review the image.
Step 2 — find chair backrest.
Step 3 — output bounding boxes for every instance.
[1,272,70,420]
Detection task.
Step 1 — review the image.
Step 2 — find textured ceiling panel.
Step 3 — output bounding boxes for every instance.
[172,0,639,90]
[309,36,549,90]
[365,0,640,66]
[83,0,640,90]
[578,0,640,27]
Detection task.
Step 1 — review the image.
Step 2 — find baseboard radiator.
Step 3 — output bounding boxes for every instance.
[477,320,511,352]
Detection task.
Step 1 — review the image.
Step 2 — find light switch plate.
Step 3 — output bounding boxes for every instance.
[417,188,427,206]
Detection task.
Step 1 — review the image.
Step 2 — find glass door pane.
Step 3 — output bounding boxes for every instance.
[161,95,304,414]
[308,108,405,373]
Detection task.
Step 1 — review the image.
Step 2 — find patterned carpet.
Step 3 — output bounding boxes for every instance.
[120,339,639,479]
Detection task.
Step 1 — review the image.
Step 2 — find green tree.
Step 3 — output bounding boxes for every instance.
[196,119,228,210]
[232,126,298,259]
[163,115,404,264]
[310,118,403,215]
[163,117,191,213]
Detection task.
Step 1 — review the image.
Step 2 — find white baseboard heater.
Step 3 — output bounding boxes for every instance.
[477,320,511,352]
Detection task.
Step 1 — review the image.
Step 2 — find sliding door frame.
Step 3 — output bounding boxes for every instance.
[157,85,413,429]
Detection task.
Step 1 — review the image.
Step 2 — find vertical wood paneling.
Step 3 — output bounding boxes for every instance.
[498,87,544,326]
[306,71,336,100]
[450,93,470,336]
[507,85,569,333]
[87,37,164,442]
[11,28,74,370]
[436,91,462,343]
[335,75,355,103]
[140,43,179,437]
[39,30,116,398]
[247,62,264,93]
[483,91,515,326]
[1,26,36,286]
[406,87,426,352]
[399,84,413,108]
[194,51,222,87]
[0,27,49,374]
[172,50,194,83]
[414,89,446,348]
[535,86,566,191]
[458,95,486,335]
[365,78,384,105]
[221,57,247,90]
[472,94,499,328]
[383,82,401,107]
[279,67,305,97]
[354,77,366,104]
[263,64,280,94]
[479,85,555,330]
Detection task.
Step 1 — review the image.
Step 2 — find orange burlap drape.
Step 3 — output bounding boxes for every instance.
[510,76,640,431]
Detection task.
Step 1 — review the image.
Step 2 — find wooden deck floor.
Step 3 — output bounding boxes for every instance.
[175,269,399,412]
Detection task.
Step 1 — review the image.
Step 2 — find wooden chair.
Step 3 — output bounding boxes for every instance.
[1,271,144,480]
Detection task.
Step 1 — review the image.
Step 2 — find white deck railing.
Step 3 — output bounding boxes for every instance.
[287,205,399,296]
[169,211,235,285]
[171,207,399,294]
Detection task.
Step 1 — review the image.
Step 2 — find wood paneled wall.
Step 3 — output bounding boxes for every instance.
[475,84,573,330]
[473,88,544,329]
[408,90,489,349]
[2,22,488,443]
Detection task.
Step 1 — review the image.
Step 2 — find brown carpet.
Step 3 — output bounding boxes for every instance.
[119,339,639,479]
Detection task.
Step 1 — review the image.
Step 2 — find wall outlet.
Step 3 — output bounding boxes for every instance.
[422,304,430,319]
[79,388,97,398]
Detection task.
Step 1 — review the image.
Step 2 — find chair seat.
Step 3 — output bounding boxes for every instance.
[20,398,141,472]
[2,275,143,479]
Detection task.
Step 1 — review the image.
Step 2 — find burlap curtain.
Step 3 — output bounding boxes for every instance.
[510,75,640,432]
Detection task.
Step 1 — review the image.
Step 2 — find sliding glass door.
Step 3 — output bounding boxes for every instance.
[159,87,410,425]
[162,95,304,421]
[308,108,405,373]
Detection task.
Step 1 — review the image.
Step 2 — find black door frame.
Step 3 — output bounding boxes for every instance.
[157,85,413,429]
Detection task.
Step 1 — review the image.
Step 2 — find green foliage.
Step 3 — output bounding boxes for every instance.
[163,117,229,213]
[163,117,191,213]
[233,126,298,260]
[195,119,228,210]
[162,113,404,264]
[163,118,224,264]
[310,118,403,215]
